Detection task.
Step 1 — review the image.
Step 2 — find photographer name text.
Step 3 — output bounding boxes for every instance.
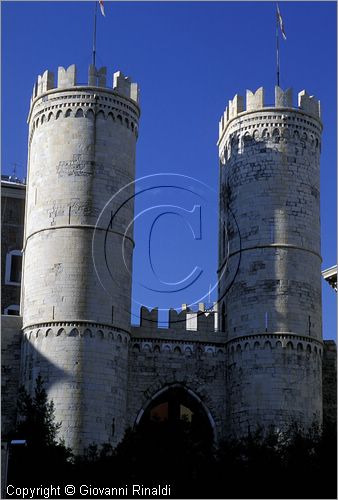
[7,483,172,498]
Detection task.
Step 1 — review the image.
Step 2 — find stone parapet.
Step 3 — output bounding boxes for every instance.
[131,327,225,346]
[218,86,321,144]
[131,305,223,344]
[30,64,139,108]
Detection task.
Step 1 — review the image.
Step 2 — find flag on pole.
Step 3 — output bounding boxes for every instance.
[277,3,286,40]
[99,0,105,17]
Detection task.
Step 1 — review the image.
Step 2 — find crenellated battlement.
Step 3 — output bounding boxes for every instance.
[30,64,139,105]
[219,86,321,140]
[131,303,224,343]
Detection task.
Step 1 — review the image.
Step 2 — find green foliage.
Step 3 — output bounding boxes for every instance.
[8,386,337,499]
[9,376,73,488]
[71,418,216,498]
[70,420,336,498]
[16,375,62,448]
[214,422,337,498]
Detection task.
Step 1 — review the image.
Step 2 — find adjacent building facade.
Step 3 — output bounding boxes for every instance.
[1,176,25,316]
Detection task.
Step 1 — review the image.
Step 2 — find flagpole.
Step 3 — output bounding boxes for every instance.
[92,1,98,67]
[276,5,280,87]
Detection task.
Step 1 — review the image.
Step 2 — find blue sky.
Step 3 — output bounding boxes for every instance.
[2,1,336,338]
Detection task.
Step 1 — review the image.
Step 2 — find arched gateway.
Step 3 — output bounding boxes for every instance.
[135,384,216,444]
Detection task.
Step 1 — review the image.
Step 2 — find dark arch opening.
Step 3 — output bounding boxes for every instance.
[119,386,217,497]
[137,385,214,445]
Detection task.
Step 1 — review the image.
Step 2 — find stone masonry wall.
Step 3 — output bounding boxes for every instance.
[127,306,226,442]
[128,329,226,442]
[21,324,129,452]
[21,64,140,453]
[226,334,323,435]
[218,87,323,434]
[23,65,139,331]
[2,77,329,455]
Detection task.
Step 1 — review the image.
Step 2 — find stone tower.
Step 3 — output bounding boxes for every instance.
[217,87,323,435]
[21,64,140,452]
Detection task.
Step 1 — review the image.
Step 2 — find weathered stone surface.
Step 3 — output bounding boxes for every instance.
[21,325,129,450]
[21,65,140,453]
[127,333,226,441]
[218,86,324,434]
[1,79,330,456]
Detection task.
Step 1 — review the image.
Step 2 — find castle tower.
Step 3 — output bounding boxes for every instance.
[218,87,323,435]
[21,64,140,452]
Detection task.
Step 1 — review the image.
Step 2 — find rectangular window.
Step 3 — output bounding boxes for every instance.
[5,251,22,285]
[10,255,22,283]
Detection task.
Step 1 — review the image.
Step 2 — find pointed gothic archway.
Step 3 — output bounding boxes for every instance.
[135,383,216,444]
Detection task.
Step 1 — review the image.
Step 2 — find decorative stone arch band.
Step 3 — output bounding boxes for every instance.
[134,382,218,442]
